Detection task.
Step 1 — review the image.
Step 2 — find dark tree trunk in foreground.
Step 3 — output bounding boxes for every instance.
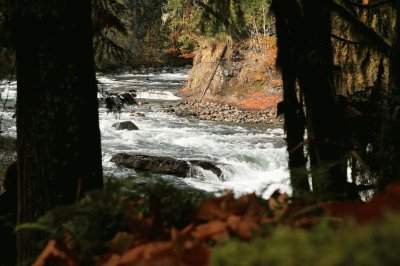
[272,0,347,198]
[272,0,310,196]
[297,0,347,197]
[13,0,103,263]
[382,0,400,186]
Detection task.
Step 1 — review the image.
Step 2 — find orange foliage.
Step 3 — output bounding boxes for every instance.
[179,87,189,94]
[239,96,280,110]
[164,47,178,55]
[34,182,400,265]
[323,182,400,223]
[270,79,283,87]
[179,52,195,59]
[33,240,77,266]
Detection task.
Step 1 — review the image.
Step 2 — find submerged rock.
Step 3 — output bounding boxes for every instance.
[112,121,139,131]
[110,153,223,178]
[189,160,223,177]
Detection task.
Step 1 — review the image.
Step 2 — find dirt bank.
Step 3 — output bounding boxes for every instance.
[179,37,282,111]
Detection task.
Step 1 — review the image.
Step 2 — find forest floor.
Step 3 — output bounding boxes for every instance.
[30,179,400,266]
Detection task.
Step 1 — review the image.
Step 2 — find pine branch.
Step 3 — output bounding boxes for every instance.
[193,0,240,38]
[329,0,391,55]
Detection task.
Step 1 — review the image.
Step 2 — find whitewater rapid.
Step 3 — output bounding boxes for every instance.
[98,69,290,197]
[0,68,290,197]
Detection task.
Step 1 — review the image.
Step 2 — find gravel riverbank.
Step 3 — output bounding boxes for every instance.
[163,100,283,125]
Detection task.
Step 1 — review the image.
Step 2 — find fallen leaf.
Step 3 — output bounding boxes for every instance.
[118,241,172,266]
[106,232,135,254]
[33,240,77,266]
[191,220,228,242]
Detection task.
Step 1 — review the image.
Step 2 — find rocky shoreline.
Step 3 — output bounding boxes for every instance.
[163,100,283,125]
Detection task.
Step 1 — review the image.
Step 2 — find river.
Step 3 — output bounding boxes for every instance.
[0,68,290,197]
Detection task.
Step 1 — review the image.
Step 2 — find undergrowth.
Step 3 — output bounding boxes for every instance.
[17,179,211,264]
[212,214,400,266]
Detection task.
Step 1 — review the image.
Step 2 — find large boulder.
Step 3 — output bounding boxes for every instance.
[111,153,190,177]
[110,153,223,178]
[112,121,139,131]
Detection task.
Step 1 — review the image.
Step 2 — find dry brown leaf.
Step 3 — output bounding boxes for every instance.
[226,215,260,240]
[33,240,77,266]
[97,253,121,266]
[191,220,228,242]
[106,232,135,254]
[196,192,234,221]
[268,192,289,221]
[178,245,210,266]
[118,241,172,266]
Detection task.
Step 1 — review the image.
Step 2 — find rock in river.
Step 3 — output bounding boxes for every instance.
[111,153,223,178]
[112,121,139,131]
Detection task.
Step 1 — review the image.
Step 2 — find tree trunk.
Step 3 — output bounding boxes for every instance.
[272,0,310,196]
[297,0,347,198]
[381,0,400,186]
[13,0,103,263]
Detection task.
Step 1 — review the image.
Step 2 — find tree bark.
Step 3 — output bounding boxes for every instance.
[13,0,103,263]
[297,0,347,198]
[272,0,310,196]
[381,0,400,186]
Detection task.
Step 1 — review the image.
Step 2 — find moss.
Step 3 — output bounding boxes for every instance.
[18,178,212,264]
[0,135,16,191]
[211,214,400,266]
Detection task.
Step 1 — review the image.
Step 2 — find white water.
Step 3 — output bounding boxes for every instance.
[98,69,290,197]
[1,68,290,198]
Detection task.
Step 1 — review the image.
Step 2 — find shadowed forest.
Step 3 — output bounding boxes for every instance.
[1,0,400,265]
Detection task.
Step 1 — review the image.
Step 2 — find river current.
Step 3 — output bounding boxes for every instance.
[1,68,290,197]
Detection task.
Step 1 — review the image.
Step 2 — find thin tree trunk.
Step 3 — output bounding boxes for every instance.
[13,0,103,263]
[272,0,310,196]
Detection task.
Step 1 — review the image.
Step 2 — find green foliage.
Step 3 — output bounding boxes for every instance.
[0,135,15,191]
[118,178,213,228]
[162,0,274,49]
[17,182,127,263]
[92,0,131,68]
[212,214,400,266]
[17,178,211,263]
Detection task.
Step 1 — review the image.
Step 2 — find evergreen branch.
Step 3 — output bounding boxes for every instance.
[193,0,240,38]
[343,0,393,8]
[329,0,391,55]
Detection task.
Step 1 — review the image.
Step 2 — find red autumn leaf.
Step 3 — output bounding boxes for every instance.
[33,240,77,266]
[226,215,260,240]
[323,182,400,223]
[97,252,121,266]
[178,245,210,266]
[191,220,228,242]
[196,192,235,221]
[106,232,135,254]
[118,241,173,266]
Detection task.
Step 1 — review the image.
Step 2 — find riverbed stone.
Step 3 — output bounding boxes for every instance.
[112,121,139,131]
[110,153,223,178]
